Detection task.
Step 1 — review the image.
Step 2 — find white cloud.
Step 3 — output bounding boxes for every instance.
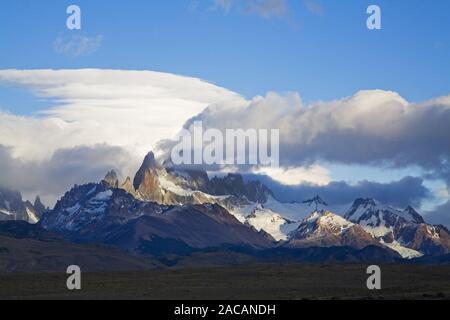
[54,34,103,57]
[304,0,324,16]
[214,0,288,18]
[159,90,450,189]
[0,144,136,206]
[0,69,242,202]
[253,165,331,186]
[435,187,450,200]
[0,69,242,162]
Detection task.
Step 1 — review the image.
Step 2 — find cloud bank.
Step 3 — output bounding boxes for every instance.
[0,144,135,205]
[250,174,431,209]
[160,90,450,187]
[426,201,450,228]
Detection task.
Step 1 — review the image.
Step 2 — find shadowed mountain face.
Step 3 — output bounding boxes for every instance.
[0,187,43,224]
[0,220,61,241]
[0,221,160,273]
[105,204,275,253]
[40,181,275,255]
[0,220,401,274]
[398,223,450,256]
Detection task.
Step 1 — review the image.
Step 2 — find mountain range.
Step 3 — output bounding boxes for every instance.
[0,187,46,224]
[1,151,450,272]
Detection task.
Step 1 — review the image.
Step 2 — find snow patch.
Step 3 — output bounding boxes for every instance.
[382,240,423,259]
[65,203,81,214]
[94,190,113,201]
[25,207,39,224]
[264,197,311,221]
[0,209,14,216]
[246,207,296,241]
[158,170,195,196]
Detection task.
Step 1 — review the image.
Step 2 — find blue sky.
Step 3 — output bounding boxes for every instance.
[0,1,449,218]
[1,0,450,112]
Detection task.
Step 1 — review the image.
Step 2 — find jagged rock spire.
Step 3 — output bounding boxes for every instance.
[132,151,164,202]
[302,195,328,212]
[141,151,159,170]
[103,170,119,188]
[33,195,47,217]
[133,151,159,190]
[121,176,135,194]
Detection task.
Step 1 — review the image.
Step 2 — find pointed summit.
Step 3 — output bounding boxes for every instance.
[302,195,328,211]
[133,151,164,202]
[33,196,47,217]
[133,152,161,189]
[142,151,159,170]
[352,198,379,208]
[403,205,425,224]
[121,176,135,195]
[103,170,119,188]
[287,210,380,250]
[346,198,425,225]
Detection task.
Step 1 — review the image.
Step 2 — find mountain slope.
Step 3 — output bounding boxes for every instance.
[345,198,424,237]
[129,152,308,241]
[345,198,450,257]
[285,211,381,249]
[40,178,275,255]
[0,221,159,273]
[397,223,450,256]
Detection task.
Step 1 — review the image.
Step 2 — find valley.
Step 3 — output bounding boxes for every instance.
[1,264,449,300]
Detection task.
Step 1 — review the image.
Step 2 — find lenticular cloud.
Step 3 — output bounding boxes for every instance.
[0,69,243,161]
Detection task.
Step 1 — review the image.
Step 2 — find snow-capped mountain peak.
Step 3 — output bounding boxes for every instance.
[299,210,355,237]
[302,195,328,211]
[285,210,381,250]
[402,205,425,224]
[345,198,424,228]
[343,197,450,257]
